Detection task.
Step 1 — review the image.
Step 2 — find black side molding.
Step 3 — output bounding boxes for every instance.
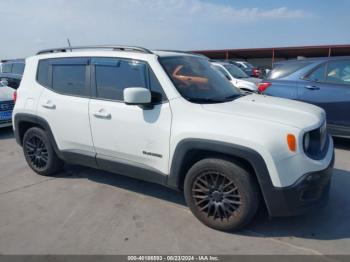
[14,112,166,186]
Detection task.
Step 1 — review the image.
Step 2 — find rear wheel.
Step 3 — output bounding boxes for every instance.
[184,158,259,231]
[23,127,64,176]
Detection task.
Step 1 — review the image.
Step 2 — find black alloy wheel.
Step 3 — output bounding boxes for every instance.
[192,171,242,221]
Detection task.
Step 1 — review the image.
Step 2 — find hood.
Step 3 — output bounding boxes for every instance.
[0,86,15,102]
[201,94,324,129]
[244,77,261,84]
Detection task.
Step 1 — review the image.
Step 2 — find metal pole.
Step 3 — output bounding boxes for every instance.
[67,38,72,52]
[272,48,275,67]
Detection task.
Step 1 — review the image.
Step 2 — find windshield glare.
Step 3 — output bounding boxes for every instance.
[223,64,249,79]
[160,56,241,103]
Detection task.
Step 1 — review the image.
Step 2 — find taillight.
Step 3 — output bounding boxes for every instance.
[258,82,272,93]
[13,90,17,103]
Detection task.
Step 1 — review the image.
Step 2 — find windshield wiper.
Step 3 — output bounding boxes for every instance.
[222,94,242,101]
[186,97,226,103]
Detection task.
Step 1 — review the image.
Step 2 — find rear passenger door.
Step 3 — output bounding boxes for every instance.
[88,57,172,175]
[36,57,95,155]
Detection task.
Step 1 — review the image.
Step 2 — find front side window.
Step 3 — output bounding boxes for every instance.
[326,60,350,85]
[160,56,241,103]
[305,64,326,82]
[12,63,25,75]
[92,58,148,101]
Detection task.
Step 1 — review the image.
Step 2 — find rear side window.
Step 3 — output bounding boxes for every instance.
[52,65,86,95]
[12,63,25,75]
[2,63,12,73]
[267,61,311,79]
[37,58,88,96]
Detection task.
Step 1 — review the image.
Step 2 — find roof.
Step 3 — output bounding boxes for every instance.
[210,61,231,66]
[192,44,350,59]
[273,55,350,65]
[1,59,25,63]
[34,45,202,59]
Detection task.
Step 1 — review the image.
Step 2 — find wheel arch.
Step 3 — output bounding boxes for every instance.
[167,139,275,212]
[14,113,62,158]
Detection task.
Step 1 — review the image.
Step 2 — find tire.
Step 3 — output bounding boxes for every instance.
[22,127,64,176]
[184,158,259,231]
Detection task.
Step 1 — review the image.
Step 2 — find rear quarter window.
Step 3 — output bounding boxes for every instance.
[267,61,311,79]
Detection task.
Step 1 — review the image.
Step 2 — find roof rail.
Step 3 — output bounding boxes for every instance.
[155,49,207,57]
[36,45,153,55]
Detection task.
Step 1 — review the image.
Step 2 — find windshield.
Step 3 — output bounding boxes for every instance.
[160,56,242,103]
[240,62,254,69]
[223,64,249,78]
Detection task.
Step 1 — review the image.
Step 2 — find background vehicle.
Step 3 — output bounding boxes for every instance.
[0,59,25,89]
[259,57,350,138]
[14,46,333,231]
[0,82,15,128]
[211,61,260,92]
[0,59,24,128]
[230,60,262,78]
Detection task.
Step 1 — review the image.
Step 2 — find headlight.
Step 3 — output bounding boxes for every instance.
[304,132,310,152]
[303,122,328,160]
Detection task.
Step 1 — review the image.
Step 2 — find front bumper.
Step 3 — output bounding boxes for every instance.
[263,153,334,217]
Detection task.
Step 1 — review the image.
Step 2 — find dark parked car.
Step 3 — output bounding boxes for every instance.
[0,59,24,127]
[0,59,25,90]
[259,56,350,138]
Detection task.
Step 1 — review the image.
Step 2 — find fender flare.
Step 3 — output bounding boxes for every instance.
[167,138,277,214]
[13,113,63,159]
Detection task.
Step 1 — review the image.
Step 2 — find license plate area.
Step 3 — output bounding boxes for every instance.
[0,111,12,120]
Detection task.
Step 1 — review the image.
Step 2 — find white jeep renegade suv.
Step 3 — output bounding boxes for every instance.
[13,46,334,231]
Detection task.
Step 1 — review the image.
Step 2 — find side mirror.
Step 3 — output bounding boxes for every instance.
[123,87,151,105]
[0,79,8,87]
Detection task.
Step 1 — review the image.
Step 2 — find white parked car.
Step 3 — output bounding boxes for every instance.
[211,62,260,92]
[13,46,334,231]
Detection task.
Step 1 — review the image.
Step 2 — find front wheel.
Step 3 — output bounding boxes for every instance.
[22,127,64,176]
[184,158,259,231]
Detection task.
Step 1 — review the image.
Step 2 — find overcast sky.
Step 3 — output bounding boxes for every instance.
[1,0,350,59]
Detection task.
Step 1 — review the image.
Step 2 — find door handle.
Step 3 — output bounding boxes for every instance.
[41,100,56,109]
[93,109,111,119]
[304,85,320,90]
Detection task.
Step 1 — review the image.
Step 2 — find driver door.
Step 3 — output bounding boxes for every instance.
[88,57,172,175]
